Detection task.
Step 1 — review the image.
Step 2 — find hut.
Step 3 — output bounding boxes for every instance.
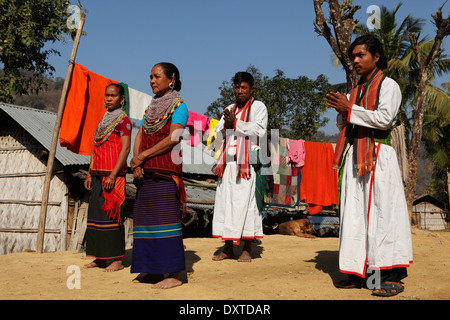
[0,103,90,254]
[413,194,449,231]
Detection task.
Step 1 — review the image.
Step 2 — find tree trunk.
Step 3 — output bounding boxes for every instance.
[406,5,449,224]
[447,169,450,210]
[405,70,428,225]
[313,0,359,90]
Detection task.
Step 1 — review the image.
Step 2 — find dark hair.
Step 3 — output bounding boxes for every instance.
[105,83,125,97]
[155,62,182,91]
[349,34,388,70]
[233,72,254,87]
[105,83,126,107]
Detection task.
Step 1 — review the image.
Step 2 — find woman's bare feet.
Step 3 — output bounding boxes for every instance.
[152,274,182,289]
[83,259,102,269]
[83,259,123,271]
[105,259,124,272]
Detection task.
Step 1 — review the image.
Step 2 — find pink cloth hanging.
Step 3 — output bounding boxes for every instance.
[186,111,209,146]
[288,139,305,167]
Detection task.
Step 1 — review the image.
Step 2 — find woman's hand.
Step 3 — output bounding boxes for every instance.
[84,174,92,190]
[133,166,144,180]
[131,154,145,180]
[130,154,144,171]
[103,176,116,192]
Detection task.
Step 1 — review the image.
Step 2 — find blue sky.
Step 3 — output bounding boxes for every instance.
[47,0,449,135]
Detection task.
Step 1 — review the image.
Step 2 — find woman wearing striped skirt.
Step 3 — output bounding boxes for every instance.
[130,63,188,289]
[83,83,131,272]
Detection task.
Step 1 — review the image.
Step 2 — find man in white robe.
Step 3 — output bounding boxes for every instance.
[326,35,413,297]
[212,72,268,262]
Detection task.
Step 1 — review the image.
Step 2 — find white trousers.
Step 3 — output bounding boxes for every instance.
[339,143,413,276]
[212,162,263,245]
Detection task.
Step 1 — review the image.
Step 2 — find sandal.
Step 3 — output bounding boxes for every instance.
[371,282,404,297]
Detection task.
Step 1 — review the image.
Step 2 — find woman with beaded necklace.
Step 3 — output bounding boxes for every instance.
[83,83,132,272]
[130,62,189,289]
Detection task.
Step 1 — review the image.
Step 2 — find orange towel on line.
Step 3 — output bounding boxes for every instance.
[59,63,119,155]
[300,141,338,214]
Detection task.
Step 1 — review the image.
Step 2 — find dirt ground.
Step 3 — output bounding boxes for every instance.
[0,227,449,301]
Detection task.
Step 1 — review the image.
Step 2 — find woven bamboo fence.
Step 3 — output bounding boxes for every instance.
[0,123,68,255]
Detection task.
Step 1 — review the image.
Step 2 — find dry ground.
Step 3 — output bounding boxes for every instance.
[0,228,448,302]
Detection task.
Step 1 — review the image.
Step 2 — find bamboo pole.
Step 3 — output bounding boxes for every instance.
[36,12,86,253]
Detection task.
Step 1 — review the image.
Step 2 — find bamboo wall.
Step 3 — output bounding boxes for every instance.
[0,121,68,254]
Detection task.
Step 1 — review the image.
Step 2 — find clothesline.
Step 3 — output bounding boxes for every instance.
[264,138,338,216]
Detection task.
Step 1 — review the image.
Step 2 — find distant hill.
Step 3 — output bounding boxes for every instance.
[13,76,63,113]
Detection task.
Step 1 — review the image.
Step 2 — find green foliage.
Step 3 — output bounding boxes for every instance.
[0,0,84,103]
[205,65,331,141]
[422,82,450,203]
[355,2,450,136]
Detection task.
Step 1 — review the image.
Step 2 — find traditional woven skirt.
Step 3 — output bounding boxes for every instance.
[85,176,125,260]
[131,177,185,274]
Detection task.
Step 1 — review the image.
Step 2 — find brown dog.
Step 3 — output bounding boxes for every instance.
[278,218,315,238]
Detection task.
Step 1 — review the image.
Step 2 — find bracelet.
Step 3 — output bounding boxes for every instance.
[137,154,144,161]
[107,176,116,181]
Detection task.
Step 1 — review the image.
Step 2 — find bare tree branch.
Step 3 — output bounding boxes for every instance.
[313,0,360,90]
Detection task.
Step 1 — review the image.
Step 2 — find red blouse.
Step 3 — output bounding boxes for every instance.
[89,117,132,177]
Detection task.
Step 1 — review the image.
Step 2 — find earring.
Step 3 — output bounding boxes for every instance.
[169,82,174,90]
[121,101,125,106]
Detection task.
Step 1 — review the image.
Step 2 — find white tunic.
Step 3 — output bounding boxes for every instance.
[338,77,413,276]
[212,100,268,244]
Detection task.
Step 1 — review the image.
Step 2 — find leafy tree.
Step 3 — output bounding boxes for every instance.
[406,4,449,214]
[422,82,450,206]
[205,65,331,141]
[0,0,83,103]
[355,2,450,143]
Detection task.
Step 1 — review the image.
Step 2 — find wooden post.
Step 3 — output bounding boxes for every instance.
[36,12,86,253]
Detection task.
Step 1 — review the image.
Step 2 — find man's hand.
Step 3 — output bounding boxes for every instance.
[223,108,235,129]
[326,92,351,115]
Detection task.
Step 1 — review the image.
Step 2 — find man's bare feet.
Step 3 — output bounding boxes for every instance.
[212,251,234,261]
[237,250,252,262]
[105,259,124,272]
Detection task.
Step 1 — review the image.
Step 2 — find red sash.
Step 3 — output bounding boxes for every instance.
[333,69,385,176]
[212,97,253,179]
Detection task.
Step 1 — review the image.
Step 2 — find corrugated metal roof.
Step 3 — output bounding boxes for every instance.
[0,103,90,166]
[0,103,217,174]
[180,138,216,175]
